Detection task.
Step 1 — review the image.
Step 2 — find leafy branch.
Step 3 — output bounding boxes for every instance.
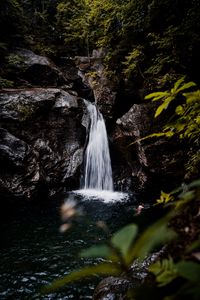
[145,77,196,118]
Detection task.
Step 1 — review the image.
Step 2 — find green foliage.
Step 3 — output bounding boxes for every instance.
[111,224,138,259]
[145,77,196,117]
[142,77,200,183]
[128,131,174,147]
[122,47,144,78]
[156,191,174,205]
[6,54,26,70]
[149,256,177,287]
[150,258,200,290]
[17,103,37,121]
[43,178,200,297]
[43,217,176,293]
[185,150,200,179]
[0,77,14,89]
[56,0,89,53]
[156,178,200,212]
[0,0,25,43]
[171,90,200,142]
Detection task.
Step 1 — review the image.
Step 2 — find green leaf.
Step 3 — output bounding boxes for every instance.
[155,97,172,117]
[145,92,168,100]
[177,82,196,93]
[111,224,138,259]
[156,191,174,204]
[127,215,176,262]
[174,76,185,90]
[41,263,120,294]
[176,105,184,116]
[177,261,200,282]
[186,240,200,253]
[184,90,200,104]
[128,131,174,147]
[80,244,112,258]
[165,131,174,137]
[188,179,200,188]
[149,257,178,287]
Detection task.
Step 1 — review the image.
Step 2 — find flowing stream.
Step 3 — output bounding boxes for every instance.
[83,100,113,191]
[77,101,127,202]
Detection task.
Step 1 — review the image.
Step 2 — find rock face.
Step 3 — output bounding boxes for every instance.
[0,88,85,201]
[112,102,185,197]
[4,49,67,87]
[75,48,118,119]
[0,47,187,202]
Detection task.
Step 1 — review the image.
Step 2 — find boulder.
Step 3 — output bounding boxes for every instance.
[75,49,118,119]
[0,88,85,201]
[0,128,43,200]
[5,49,67,87]
[113,102,185,196]
[0,88,78,121]
[93,277,134,300]
[0,128,27,168]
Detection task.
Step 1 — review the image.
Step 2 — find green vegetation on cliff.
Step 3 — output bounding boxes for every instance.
[1,0,200,78]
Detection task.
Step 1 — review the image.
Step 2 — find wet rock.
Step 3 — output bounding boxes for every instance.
[0,88,79,121]
[5,49,67,87]
[113,102,185,196]
[75,49,118,119]
[0,128,27,168]
[93,277,134,300]
[0,88,85,201]
[93,251,163,300]
[0,88,59,121]
[54,90,78,108]
[0,129,43,200]
[63,148,84,180]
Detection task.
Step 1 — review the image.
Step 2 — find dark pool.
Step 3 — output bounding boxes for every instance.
[0,192,143,300]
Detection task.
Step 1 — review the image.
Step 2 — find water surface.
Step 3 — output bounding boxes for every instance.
[0,192,139,299]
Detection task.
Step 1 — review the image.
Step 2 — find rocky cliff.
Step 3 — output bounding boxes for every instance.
[0,49,89,201]
[0,87,85,201]
[0,48,186,202]
[76,49,186,199]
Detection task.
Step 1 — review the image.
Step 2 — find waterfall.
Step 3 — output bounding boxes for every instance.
[83,101,113,191]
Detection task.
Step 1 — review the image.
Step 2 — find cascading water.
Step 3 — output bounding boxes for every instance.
[75,100,128,202]
[83,100,113,191]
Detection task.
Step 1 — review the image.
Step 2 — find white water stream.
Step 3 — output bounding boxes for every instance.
[83,100,113,191]
[76,101,128,202]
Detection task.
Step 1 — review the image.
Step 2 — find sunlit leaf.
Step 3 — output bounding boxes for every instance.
[176,105,184,115]
[128,132,172,146]
[155,97,172,117]
[184,90,200,104]
[174,76,185,90]
[177,82,196,93]
[145,92,168,100]
[156,191,174,204]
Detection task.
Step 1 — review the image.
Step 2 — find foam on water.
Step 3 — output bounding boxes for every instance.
[74,189,129,203]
